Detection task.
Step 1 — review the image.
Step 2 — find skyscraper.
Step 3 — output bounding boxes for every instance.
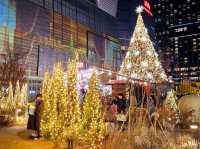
[0,0,121,94]
[153,0,200,81]
[116,0,136,47]
[97,0,119,17]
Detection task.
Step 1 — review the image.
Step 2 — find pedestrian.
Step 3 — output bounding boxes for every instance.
[80,88,86,116]
[34,94,43,139]
[27,99,36,138]
[115,94,128,130]
[27,94,43,140]
[116,93,128,113]
[110,98,118,118]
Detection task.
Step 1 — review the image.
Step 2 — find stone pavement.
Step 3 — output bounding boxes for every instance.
[0,126,55,149]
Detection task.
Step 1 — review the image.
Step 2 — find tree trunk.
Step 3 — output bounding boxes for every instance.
[67,138,74,149]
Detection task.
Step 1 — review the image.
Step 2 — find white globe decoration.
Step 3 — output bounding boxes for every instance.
[146,50,152,56]
[130,37,134,43]
[155,61,160,67]
[161,72,166,79]
[136,27,141,32]
[142,37,147,42]
[141,61,148,67]
[127,63,132,69]
[126,52,130,57]
[133,50,140,56]
[147,73,153,80]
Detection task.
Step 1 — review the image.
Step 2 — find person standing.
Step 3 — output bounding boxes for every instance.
[27,99,36,138]
[34,94,43,139]
[115,94,128,130]
[27,94,43,140]
[116,93,128,113]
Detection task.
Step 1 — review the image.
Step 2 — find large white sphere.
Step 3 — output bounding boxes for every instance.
[178,95,200,120]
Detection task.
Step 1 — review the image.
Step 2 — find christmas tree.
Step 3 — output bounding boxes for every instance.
[81,72,105,149]
[51,63,67,142]
[8,82,15,110]
[20,83,28,107]
[4,82,15,114]
[64,60,81,141]
[41,63,68,141]
[164,89,178,112]
[41,60,82,147]
[119,6,167,83]
[14,81,21,107]
[40,71,56,139]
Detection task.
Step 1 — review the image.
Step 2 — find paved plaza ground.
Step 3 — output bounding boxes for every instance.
[0,126,55,149]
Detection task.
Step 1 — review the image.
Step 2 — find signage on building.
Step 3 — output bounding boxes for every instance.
[143,0,153,16]
[168,22,200,38]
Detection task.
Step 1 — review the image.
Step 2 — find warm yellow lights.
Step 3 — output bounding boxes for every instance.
[164,89,178,112]
[41,61,105,148]
[81,72,105,149]
[41,61,81,142]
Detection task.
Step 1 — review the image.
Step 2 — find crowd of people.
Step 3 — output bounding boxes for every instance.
[102,92,160,129]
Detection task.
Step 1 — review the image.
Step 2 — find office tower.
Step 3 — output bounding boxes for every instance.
[153,0,200,81]
[97,0,118,17]
[0,0,121,93]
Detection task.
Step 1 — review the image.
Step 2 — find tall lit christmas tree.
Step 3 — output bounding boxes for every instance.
[119,6,167,83]
[64,59,81,147]
[20,83,28,107]
[8,82,15,110]
[41,71,56,139]
[51,63,68,142]
[14,81,21,108]
[81,72,105,149]
[5,82,15,114]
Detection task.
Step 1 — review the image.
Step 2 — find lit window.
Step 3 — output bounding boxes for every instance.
[175,37,179,40]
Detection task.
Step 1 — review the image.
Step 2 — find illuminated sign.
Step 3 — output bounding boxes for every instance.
[143,0,153,16]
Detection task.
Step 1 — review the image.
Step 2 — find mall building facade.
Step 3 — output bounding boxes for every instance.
[0,0,124,93]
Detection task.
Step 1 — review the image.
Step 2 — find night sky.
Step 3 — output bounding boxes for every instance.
[117,0,155,45]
